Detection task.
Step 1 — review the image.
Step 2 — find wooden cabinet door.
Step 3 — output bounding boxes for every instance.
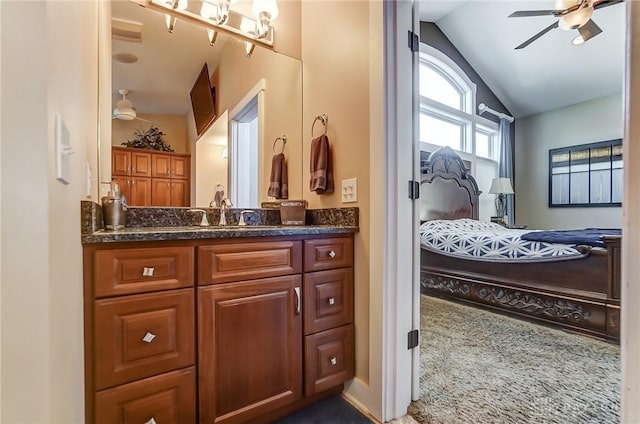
[112,148,130,176]
[131,151,152,177]
[130,177,152,206]
[170,179,189,206]
[152,178,172,206]
[198,275,302,424]
[171,155,189,179]
[152,154,172,178]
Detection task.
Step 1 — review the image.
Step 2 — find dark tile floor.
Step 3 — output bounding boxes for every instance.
[274,396,375,424]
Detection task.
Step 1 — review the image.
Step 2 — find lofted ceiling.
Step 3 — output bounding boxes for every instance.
[418,0,626,118]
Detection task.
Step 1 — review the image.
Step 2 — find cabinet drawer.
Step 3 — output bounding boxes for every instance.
[304,324,354,396]
[94,289,195,390]
[303,268,353,335]
[303,237,353,272]
[94,246,194,297]
[198,241,302,285]
[95,367,196,424]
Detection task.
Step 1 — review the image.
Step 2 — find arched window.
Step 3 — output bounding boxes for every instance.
[420,44,500,222]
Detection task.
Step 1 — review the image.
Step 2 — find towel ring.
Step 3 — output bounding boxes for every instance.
[272,135,287,154]
[311,114,328,138]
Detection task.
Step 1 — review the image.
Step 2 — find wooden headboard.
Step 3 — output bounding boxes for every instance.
[420,147,481,221]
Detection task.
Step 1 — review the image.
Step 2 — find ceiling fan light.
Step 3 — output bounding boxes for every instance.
[572,35,585,45]
[559,6,594,30]
[114,107,136,120]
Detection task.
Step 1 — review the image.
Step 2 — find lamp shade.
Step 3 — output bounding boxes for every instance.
[252,0,278,20]
[489,178,514,195]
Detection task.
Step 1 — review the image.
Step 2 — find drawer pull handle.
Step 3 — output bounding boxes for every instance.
[328,250,336,258]
[330,357,338,366]
[142,267,155,277]
[145,418,157,424]
[328,297,336,306]
[294,287,301,315]
[142,332,157,343]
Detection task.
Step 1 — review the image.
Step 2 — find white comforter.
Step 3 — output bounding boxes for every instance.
[419,219,585,262]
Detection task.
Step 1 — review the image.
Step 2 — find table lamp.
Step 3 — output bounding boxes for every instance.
[489,177,514,224]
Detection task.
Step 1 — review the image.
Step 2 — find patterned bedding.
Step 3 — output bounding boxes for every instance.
[419,219,587,263]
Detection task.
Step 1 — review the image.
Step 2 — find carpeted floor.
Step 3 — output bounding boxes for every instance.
[408,295,620,424]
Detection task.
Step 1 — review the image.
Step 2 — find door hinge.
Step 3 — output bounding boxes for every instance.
[408,30,419,52]
[408,180,420,200]
[408,329,419,349]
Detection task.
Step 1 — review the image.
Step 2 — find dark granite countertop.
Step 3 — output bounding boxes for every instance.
[82,225,359,244]
[81,201,359,244]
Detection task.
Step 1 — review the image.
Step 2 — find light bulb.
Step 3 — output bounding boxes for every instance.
[207,29,218,46]
[572,35,585,45]
[164,14,178,32]
[251,0,278,38]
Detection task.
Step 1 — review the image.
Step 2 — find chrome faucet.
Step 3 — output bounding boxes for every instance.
[218,198,233,226]
[238,210,255,226]
[188,209,210,226]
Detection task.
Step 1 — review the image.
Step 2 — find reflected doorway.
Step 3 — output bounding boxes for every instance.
[230,94,260,208]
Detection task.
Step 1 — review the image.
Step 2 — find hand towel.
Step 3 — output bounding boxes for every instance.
[309,134,334,194]
[268,153,289,199]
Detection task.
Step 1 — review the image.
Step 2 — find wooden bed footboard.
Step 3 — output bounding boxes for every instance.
[419,147,621,342]
[420,237,621,341]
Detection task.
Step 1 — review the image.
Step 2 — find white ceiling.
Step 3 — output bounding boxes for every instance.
[418,0,626,118]
[111,1,230,115]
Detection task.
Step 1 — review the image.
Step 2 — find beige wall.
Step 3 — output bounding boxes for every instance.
[301,0,381,414]
[515,94,623,229]
[112,113,190,154]
[1,0,97,421]
[214,41,303,204]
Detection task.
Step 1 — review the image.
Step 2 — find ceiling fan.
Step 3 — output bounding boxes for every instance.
[509,0,624,50]
[113,89,159,125]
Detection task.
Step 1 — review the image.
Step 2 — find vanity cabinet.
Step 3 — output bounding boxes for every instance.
[84,244,196,423]
[111,147,190,207]
[302,238,355,395]
[84,233,355,424]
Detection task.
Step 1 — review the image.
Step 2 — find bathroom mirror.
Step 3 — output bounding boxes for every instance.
[105,0,303,208]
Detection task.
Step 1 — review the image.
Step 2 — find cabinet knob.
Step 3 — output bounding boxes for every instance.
[328,297,336,306]
[142,267,155,277]
[142,332,156,343]
[145,418,158,424]
[328,250,336,258]
[330,357,338,366]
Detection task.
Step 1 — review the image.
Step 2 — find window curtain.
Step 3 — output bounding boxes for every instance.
[499,118,514,227]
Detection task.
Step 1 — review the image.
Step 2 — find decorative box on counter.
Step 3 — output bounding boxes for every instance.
[280,200,307,225]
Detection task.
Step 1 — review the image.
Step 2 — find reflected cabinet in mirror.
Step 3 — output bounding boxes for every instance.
[549,139,623,207]
[107,0,302,208]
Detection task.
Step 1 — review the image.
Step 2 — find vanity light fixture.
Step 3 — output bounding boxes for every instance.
[130,0,276,51]
[252,0,278,39]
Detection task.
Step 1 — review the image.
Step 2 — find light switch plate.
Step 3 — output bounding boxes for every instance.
[55,113,72,184]
[341,178,358,203]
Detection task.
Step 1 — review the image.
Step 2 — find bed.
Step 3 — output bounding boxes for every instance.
[420,147,621,341]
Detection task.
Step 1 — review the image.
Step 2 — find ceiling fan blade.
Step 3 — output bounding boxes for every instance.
[509,10,559,17]
[515,21,560,50]
[593,0,624,10]
[578,19,603,42]
[135,116,161,126]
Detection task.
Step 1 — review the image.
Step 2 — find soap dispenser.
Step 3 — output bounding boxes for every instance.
[101,181,127,230]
